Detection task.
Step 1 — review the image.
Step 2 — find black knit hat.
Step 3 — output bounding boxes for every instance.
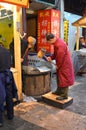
[46,33,55,41]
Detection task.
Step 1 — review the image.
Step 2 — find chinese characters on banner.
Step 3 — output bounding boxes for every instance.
[64,20,69,44]
[37,9,60,53]
[0,0,29,8]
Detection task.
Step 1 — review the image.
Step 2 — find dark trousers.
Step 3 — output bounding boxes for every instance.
[0,86,14,123]
[0,107,3,123]
[5,84,14,119]
[0,70,16,124]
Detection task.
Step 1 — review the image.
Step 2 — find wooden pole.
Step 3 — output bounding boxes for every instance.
[13,6,22,100]
[76,26,80,51]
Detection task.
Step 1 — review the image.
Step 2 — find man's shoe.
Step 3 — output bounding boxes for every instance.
[0,123,3,127]
[52,91,60,95]
[56,96,68,100]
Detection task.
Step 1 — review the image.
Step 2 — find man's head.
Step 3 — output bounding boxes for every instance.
[79,36,85,43]
[46,33,56,44]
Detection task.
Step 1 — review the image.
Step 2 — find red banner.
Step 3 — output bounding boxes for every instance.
[0,0,29,8]
[37,9,60,53]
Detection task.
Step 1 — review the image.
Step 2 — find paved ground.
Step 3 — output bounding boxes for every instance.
[1,74,86,130]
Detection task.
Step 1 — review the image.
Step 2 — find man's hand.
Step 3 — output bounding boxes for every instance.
[21,58,24,63]
[45,56,58,69]
[28,43,33,49]
[46,57,52,62]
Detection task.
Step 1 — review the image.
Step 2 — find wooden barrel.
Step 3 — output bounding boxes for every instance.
[24,71,51,96]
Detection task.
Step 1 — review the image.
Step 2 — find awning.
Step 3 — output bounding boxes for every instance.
[72,16,86,28]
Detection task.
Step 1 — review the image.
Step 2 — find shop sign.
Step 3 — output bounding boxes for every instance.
[37,9,60,53]
[38,0,56,6]
[0,0,29,8]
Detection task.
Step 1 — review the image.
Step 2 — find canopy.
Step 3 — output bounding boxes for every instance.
[72,16,86,50]
[72,16,86,28]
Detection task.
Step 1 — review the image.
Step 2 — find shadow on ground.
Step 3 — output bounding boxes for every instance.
[0,115,46,130]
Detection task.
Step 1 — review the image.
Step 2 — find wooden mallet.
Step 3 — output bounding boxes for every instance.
[37,48,57,68]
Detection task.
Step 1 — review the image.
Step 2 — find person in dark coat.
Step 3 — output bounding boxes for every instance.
[46,33,74,100]
[9,36,36,66]
[74,36,86,50]
[79,36,86,49]
[0,44,18,127]
[9,38,28,67]
[9,36,36,92]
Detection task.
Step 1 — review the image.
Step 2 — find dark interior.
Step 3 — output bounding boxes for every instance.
[64,0,86,16]
[28,0,86,16]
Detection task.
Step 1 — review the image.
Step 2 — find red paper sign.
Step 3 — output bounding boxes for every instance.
[37,9,60,53]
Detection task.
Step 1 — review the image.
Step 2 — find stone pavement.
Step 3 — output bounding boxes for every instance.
[0,114,46,130]
[1,75,86,130]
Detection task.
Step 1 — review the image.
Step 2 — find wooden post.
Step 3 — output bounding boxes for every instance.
[13,6,22,100]
[76,26,80,51]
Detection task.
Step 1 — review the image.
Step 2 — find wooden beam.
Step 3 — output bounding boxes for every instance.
[76,26,80,51]
[13,6,22,100]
